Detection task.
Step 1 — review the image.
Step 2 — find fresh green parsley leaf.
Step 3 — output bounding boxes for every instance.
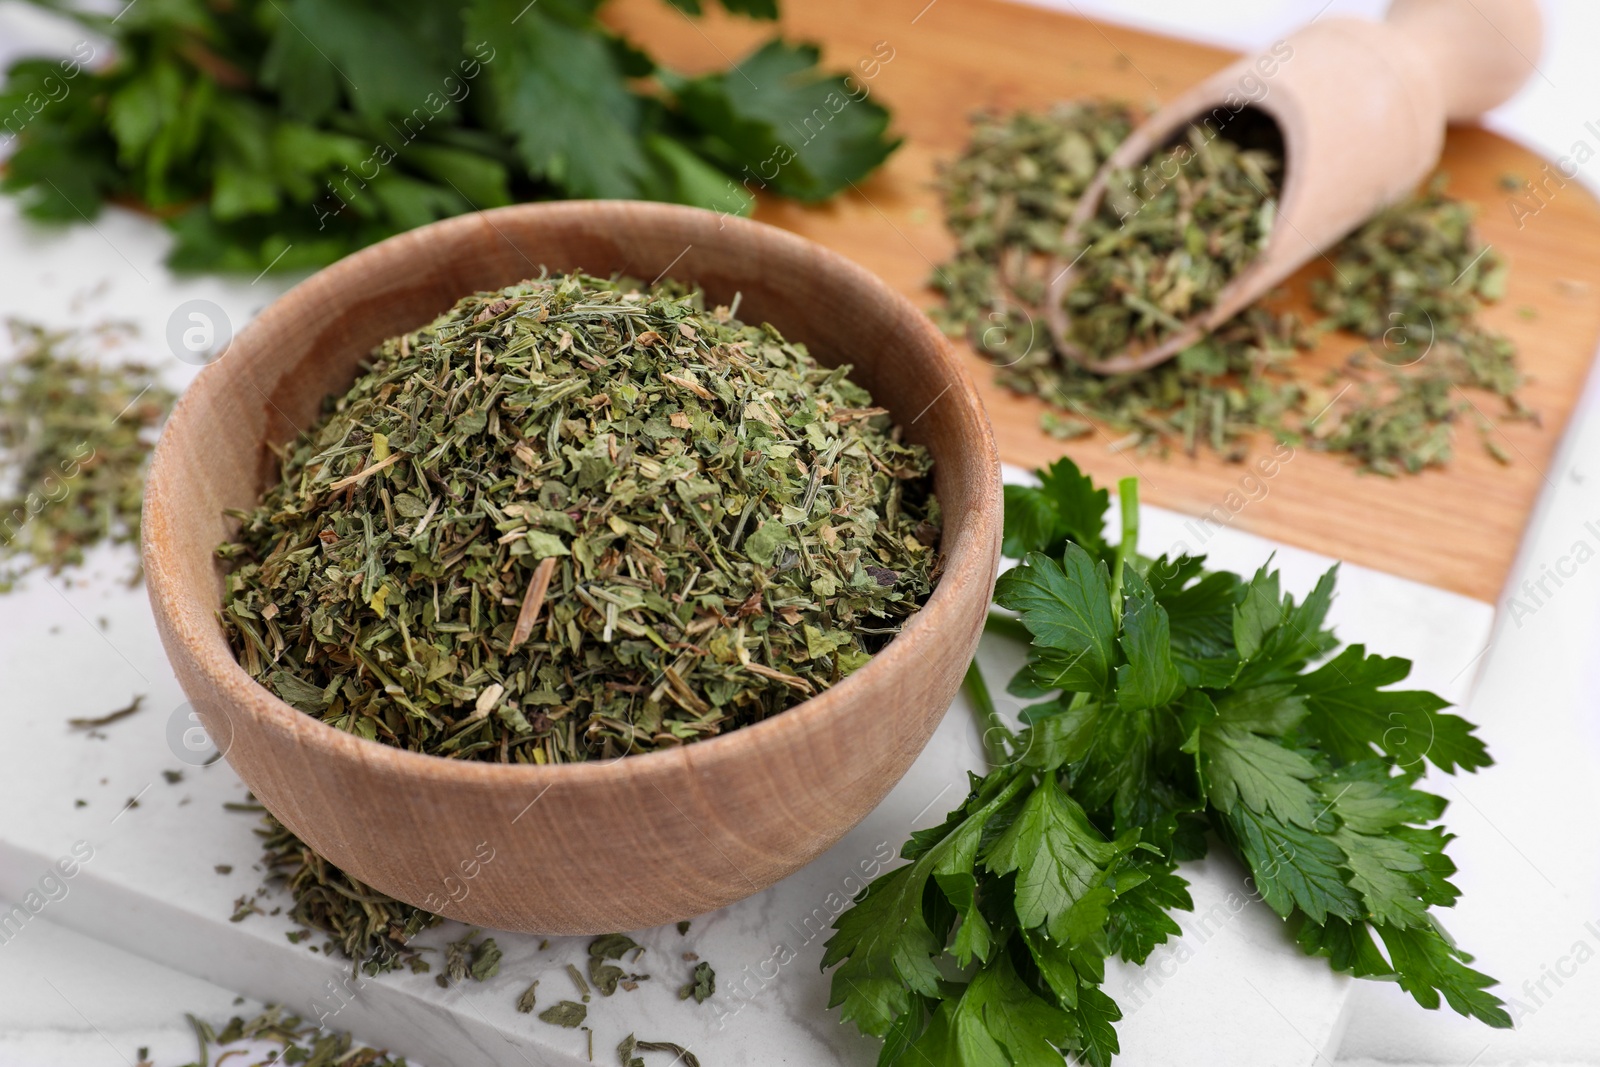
[1149,559,1241,687]
[1295,915,1395,978]
[261,0,464,124]
[1213,683,1306,735]
[823,774,1024,1036]
[994,545,1116,697]
[1315,763,1446,835]
[1223,805,1360,924]
[1335,827,1433,928]
[1070,986,1125,1067]
[663,0,780,16]
[983,774,1124,938]
[1017,697,1102,772]
[1375,921,1512,1028]
[1297,644,1491,774]
[466,0,651,199]
[822,856,948,1036]
[908,952,1079,1067]
[1115,570,1184,712]
[1002,457,1111,559]
[1103,862,1190,965]
[1231,564,1338,683]
[1201,726,1321,828]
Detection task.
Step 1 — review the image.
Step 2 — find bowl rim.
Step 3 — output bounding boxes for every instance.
[144,199,1002,789]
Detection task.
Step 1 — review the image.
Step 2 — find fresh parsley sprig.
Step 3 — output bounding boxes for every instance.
[0,0,898,273]
[824,459,1506,1065]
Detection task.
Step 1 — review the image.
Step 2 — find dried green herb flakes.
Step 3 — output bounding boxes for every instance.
[253,813,440,974]
[678,961,715,1004]
[620,1034,703,1067]
[540,1001,589,1029]
[221,272,940,763]
[933,103,1308,460]
[935,104,1527,473]
[1057,123,1280,361]
[182,1004,408,1067]
[1308,176,1529,475]
[0,320,174,588]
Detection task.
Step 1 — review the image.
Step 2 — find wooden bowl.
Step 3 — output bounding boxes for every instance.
[142,201,1001,934]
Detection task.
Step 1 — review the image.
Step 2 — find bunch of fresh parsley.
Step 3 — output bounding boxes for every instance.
[0,0,897,273]
[824,459,1506,1065]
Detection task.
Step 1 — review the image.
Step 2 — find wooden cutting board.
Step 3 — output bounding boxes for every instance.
[609,0,1600,604]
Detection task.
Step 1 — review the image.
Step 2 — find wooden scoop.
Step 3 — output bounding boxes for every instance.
[1045,0,1543,375]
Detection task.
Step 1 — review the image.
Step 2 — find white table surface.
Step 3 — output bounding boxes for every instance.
[2,1,1599,1065]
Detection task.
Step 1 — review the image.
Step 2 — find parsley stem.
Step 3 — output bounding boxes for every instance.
[963,658,1014,769]
[1109,476,1140,616]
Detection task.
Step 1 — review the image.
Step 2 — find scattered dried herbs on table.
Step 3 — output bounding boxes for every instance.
[589,932,650,995]
[516,980,540,1013]
[934,103,1527,473]
[1308,176,1531,474]
[539,1000,589,1028]
[220,272,941,763]
[160,1004,409,1067]
[67,694,146,730]
[620,1034,703,1067]
[438,927,501,987]
[165,998,705,1066]
[0,320,174,589]
[248,811,440,975]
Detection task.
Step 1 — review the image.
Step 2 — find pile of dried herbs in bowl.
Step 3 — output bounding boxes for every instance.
[219,272,941,764]
[934,101,1528,473]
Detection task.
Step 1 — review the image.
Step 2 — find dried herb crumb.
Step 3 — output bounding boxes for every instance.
[68,695,145,730]
[678,961,715,1004]
[539,1000,588,1029]
[620,1034,702,1067]
[177,1004,407,1066]
[516,980,540,1014]
[438,928,500,987]
[589,933,646,996]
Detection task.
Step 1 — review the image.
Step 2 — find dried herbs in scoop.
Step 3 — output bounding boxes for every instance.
[932,103,1308,460]
[1053,122,1282,363]
[220,273,940,763]
[934,103,1526,473]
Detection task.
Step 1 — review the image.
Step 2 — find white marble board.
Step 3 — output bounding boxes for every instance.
[0,198,1498,1065]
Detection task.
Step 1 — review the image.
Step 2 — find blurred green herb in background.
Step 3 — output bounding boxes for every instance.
[0,0,899,274]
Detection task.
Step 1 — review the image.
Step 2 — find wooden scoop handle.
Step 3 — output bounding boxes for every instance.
[1387,0,1543,120]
